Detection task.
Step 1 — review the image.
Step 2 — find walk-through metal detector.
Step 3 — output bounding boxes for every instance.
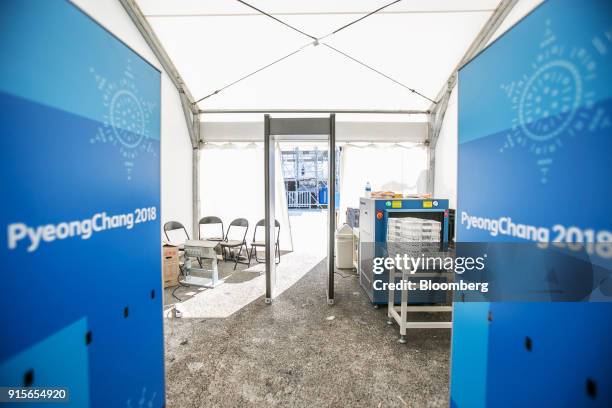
[264,114,336,304]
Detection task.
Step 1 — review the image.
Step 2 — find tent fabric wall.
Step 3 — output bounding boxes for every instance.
[199,143,293,251]
[433,0,546,211]
[339,143,428,224]
[72,0,194,235]
[200,120,428,143]
[433,86,458,209]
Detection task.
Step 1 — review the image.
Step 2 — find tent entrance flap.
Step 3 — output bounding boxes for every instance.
[264,115,336,304]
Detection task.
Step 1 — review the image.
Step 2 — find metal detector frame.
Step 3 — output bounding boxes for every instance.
[264,114,336,305]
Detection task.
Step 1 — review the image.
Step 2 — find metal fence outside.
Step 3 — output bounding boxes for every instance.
[287,190,315,208]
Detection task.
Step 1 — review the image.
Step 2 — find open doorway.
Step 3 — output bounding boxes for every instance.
[263,115,337,303]
[279,141,340,259]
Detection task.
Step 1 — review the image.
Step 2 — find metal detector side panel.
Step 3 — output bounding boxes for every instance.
[327,114,336,303]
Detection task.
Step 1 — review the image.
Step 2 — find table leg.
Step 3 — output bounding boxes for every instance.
[210,249,220,286]
[399,268,409,344]
[387,266,395,325]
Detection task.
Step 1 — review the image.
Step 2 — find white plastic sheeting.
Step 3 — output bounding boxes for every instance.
[137,0,498,113]
[433,86,458,208]
[338,142,428,223]
[200,118,428,142]
[199,142,293,251]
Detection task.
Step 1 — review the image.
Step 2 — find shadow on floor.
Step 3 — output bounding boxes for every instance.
[164,258,451,407]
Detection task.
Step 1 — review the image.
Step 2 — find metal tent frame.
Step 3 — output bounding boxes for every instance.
[119,0,518,304]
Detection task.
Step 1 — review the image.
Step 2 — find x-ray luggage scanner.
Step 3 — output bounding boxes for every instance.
[358,198,450,304]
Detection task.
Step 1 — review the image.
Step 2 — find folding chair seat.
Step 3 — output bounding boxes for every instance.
[219,218,250,270]
[249,219,281,264]
[163,221,202,267]
[199,216,225,243]
[163,221,189,248]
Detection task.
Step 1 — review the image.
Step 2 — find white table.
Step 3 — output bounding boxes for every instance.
[182,239,223,288]
[387,266,452,344]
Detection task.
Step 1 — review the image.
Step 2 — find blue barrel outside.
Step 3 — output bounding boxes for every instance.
[318,187,328,205]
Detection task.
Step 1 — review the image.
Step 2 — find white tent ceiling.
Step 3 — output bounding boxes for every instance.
[137,0,499,114]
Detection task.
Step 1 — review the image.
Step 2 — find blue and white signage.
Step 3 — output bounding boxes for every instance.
[451,0,612,407]
[0,1,163,407]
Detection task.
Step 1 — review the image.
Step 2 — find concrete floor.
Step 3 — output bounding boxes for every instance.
[163,259,451,407]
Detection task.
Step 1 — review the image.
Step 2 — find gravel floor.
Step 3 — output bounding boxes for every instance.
[164,259,451,408]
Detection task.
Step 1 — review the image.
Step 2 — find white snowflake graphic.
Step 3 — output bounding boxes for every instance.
[90,59,157,180]
[126,386,157,408]
[499,19,611,183]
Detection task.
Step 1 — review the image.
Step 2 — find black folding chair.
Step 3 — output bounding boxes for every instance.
[163,221,189,245]
[163,221,202,267]
[199,216,225,242]
[219,218,250,270]
[249,219,281,264]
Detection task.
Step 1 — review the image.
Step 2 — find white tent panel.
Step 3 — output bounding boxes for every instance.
[200,113,427,122]
[199,143,293,251]
[323,11,493,108]
[190,44,433,110]
[138,1,499,18]
[201,120,427,142]
[139,0,497,112]
[339,143,429,224]
[144,12,308,106]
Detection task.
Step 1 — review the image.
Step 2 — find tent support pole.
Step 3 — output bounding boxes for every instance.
[426,0,518,194]
[120,0,202,237]
[264,115,276,303]
[192,114,201,237]
[119,0,196,108]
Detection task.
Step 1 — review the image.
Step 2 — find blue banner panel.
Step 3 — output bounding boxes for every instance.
[451,0,612,407]
[0,1,163,407]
